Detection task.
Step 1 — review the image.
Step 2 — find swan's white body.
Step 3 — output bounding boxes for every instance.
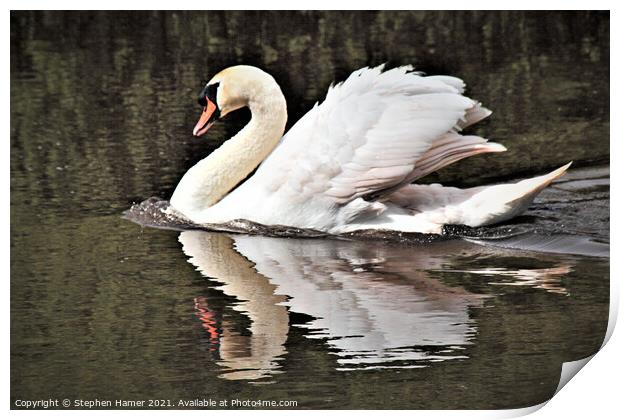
[170,65,569,234]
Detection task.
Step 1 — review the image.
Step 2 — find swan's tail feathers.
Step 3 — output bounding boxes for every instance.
[409,133,507,182]
[387,162,572,229]
[504,162,572,207]
[457,162,572,227]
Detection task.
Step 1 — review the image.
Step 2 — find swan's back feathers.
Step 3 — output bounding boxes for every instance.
[243,65,496,227]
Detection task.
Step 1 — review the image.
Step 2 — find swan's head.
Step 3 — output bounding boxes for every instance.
[193,65,283,137]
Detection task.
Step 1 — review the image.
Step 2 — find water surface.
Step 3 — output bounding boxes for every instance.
[11,11,609,409]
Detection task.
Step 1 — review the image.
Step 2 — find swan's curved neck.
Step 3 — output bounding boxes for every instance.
[170,83,287,221]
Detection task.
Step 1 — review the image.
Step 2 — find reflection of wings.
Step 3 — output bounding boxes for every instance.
[179,231,573,380]
[231,236,483,366]
[440,266,571,295]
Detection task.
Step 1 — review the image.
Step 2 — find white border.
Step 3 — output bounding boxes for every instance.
[5,2,616,419]
[3,0,619,10]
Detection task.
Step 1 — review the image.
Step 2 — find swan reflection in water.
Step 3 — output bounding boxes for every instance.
[179,231,572,381]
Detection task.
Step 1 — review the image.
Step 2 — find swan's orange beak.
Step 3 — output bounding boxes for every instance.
[193,98,218,137]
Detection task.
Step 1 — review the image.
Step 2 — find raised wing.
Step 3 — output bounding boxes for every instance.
[253,65,494,205]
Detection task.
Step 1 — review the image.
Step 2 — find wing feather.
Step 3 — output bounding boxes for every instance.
[252,65,489,205]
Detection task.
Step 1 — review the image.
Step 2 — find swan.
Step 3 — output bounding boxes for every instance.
[169,64,570,235]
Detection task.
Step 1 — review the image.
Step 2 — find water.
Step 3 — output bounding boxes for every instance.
[11,11,609,409]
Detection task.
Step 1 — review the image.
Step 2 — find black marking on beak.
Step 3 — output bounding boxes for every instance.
[198,82,220,107]
[196,82,221,129]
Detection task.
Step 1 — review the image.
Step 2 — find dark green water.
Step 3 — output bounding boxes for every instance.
[11,11,609,409]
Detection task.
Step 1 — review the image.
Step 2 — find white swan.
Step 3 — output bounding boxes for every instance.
[170,64,570,234]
